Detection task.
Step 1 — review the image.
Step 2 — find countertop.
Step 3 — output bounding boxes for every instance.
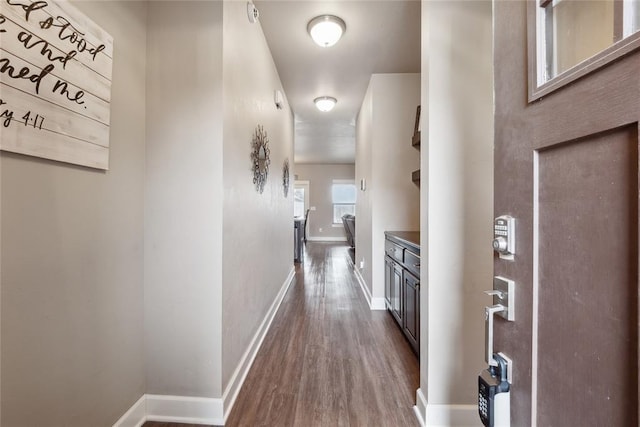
[384,231,420,254]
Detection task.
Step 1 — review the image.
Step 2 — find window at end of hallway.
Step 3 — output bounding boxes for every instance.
[294,187,306,217]
[332,180,356,224]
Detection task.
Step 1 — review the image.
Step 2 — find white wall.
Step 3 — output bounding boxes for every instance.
[294,163,355,241]
[145,1,224,397]
[221,0,294,391]
[356,74,420,300]
[1,1,147,425]
[356,86,374,289]
[418,1,494,423]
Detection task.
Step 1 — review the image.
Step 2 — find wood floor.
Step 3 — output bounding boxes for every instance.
[226,242,419,426]
[145,242,419,427]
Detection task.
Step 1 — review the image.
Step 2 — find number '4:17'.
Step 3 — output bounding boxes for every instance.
[22,111,44,130]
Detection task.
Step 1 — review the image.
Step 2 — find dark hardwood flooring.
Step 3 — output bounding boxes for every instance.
[226,243,419,426]
[144,242,419,427]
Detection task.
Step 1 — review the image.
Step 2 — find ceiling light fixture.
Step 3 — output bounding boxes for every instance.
[307,15,346,47]
[314,96,337,112]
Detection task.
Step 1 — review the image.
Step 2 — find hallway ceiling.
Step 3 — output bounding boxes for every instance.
[254,1,421,165]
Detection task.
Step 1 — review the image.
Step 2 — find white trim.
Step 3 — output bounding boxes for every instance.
[222,267,296,421]
[353,266,386,311]
[112,394,224,427]
[370,297,386,310]
[414,388,427,427]
[145,395,223,425]
[114,268,296,427]
[532,151,540,427]
[332,178,355,185]
[353,266,372,307]
[424,404,479,426]
[113,395,146,427]
[307,236,347,242]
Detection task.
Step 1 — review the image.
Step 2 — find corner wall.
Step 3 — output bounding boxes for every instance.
[145,1,224,398]
[356,85,374,292]
[418,1,494,423]
[356,74,420,302]
[1,2,148,425]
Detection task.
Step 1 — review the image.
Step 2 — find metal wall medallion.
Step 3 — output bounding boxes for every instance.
[282,158,290,197]
[251,125,271,193]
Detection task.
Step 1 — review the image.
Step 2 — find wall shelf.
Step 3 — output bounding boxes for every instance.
[412,130,421,147]
[411,106,420,186]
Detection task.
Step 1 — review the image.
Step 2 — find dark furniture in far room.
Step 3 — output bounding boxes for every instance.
[342,214,355,263]
[303,208,310,243]
[384,231,420,355]
[294,217,305,263]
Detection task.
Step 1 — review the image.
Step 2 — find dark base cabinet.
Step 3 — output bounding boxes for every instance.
[403,270,419,351]
[384,231,420,356]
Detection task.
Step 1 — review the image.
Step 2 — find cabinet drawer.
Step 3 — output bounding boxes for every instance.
[405,249,420,277]
[385,240,404,263]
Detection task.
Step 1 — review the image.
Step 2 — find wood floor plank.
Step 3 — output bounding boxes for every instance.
[226,242,419,426]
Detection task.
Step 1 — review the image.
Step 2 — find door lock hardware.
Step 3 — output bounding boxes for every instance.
[485,304,506,366]
[493,215,515,260]
[478,353,511,427]
[486,277,515,321]
[484,277,515,366]
[485,289,505,299]
[496,352,513,385]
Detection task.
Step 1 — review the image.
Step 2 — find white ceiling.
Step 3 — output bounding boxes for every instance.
[254,1,421,164]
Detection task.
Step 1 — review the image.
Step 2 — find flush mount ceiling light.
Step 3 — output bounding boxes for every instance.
[307,15,346,47]
[314,96,337,112]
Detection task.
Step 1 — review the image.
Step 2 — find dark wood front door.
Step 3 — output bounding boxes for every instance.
[494,1,639,425]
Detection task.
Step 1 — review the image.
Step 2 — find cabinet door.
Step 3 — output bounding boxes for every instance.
[384,256,393,308]
[403,270,419,354]
[391,262,403,325]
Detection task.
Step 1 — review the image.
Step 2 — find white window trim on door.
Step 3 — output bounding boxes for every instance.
[529,0,640,101]
[294,180,309,218]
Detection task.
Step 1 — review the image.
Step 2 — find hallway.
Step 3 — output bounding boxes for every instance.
[225,242,420,426]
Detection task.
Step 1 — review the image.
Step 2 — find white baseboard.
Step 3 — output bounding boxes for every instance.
[414,388,427,427]
[114,268,296,427]
[222,267,295,420]
[146,395,224,425]
[307,236,347,242]
[371,297,386,310]
[353,267,386,311]
[113,395,146,427]
[112,394,223,427]
[414,389,479,427]
[425,403,480,426]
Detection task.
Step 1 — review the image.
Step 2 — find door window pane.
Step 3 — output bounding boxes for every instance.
[624,0,640,37]
[537,0,640,85]
[544,0,615,79]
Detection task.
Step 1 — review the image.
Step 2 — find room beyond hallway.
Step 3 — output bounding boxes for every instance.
[224,242,419,426]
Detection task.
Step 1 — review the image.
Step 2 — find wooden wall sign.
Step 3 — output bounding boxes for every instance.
[0,0,113,169]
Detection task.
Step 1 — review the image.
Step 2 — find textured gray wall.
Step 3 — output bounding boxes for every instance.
[1,2,148,425]
[145,1,224,398]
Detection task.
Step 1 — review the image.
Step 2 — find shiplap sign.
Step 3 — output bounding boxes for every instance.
[0,0,113,169]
